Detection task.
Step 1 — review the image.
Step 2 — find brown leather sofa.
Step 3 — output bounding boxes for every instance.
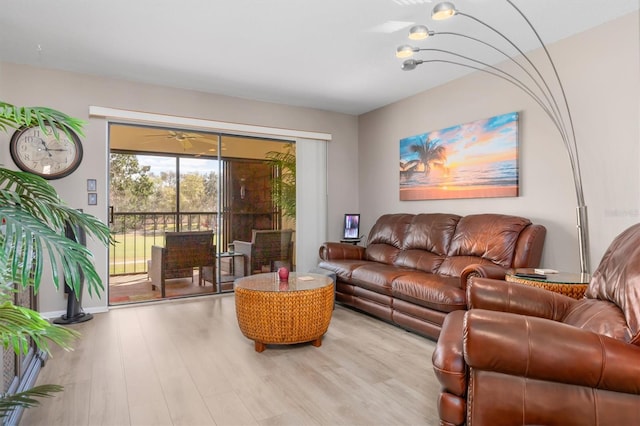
[432,222,640,426]
[318,213,546,340]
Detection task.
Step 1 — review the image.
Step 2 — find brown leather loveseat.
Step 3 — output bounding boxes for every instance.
[318,213,546,340]
[432,222,640,425]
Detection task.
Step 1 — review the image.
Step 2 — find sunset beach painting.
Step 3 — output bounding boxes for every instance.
[399,112,519,201]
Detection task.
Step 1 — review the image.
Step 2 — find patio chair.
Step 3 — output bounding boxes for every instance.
[233,229,294,275]
[149,230,216,297]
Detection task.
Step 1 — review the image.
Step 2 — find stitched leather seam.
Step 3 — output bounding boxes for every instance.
[595,334,606,388]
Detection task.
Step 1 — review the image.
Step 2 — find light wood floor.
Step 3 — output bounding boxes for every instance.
[21,295,440,426]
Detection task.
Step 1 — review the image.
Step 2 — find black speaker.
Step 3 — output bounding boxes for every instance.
[53,220,93,324]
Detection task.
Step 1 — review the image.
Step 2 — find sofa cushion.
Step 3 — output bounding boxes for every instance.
[394,213,460,273]
[351,263,413,296]
[439,214,532,275]
[402,213,461,253]
[392,272,466,313]
[366,243,402,266]
[585,223,640,344]
[365,214,413,264]
[394,250,448,275]
[318,259,373,282]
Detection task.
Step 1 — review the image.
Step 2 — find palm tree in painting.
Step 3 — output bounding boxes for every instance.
[410,138,447,176]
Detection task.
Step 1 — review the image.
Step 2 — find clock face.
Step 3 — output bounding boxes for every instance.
[10,125,83,179]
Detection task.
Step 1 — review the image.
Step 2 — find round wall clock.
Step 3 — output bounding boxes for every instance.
[10,125,83,179]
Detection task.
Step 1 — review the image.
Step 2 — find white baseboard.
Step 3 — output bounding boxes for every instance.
[41,305,109,321]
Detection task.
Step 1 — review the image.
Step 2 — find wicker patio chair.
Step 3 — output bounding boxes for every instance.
[149,230,216,297]
[233,229,294,275]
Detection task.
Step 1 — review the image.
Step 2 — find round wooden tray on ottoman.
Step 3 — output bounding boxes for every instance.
[234,272,334,352]
[506,269,590,299]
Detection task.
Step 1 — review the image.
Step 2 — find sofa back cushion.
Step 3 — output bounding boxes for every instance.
[585,223,640,345]
[365,214,413,264]
[394,213,461,273]
[438,214,532,276]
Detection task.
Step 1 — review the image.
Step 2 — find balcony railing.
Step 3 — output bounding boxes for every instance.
[109,211,217,276]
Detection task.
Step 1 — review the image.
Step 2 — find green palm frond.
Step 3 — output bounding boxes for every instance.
[0,169,60,220]
[0,102,85,140]
[0,384,65,419]
[0,168,111,232]
[0,169,111,296]
[266,145,296,219]
[0,207,108,296]
[0,301,78,355]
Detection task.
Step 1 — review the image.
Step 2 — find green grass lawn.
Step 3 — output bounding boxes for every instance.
[109,233,162,275]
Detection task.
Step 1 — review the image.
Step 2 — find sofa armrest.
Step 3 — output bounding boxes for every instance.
[465,309,640,394]
[432,310,468,426]
[318,242,365,261]
[512,223,547,268]
[460,263,507,291]
[432,310,467,397]
[467,277,576,320]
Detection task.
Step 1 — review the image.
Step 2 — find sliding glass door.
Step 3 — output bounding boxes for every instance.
[107,123,294,304]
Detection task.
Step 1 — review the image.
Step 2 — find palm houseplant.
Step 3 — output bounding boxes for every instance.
[0,102,110,419]
[266,143,296,221]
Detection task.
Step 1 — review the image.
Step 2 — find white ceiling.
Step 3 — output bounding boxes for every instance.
[1,0,638,115]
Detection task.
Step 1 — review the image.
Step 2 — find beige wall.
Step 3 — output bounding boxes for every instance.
[0,64,359,314]
[358,12,639,273]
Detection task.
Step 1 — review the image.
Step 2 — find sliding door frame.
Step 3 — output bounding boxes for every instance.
[93,106,331,283]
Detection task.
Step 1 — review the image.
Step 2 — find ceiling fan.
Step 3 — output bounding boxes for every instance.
[144,130,217,151]
[146,130,194,146]
[140,129,229,158]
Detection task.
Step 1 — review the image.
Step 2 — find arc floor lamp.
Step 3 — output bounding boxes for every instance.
[397,1,590,274]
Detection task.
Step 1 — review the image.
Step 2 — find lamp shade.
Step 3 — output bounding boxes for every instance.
[432,2,457,20]
[408,25,431,40]
[396,45,416,59]
[401,59,422,71]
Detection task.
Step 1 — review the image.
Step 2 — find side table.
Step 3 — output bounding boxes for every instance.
[218,251,245,279]
[202,252,245,292]
[506,269,590,299]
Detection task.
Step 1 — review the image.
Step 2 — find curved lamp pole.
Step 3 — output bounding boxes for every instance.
[399,1,590,274]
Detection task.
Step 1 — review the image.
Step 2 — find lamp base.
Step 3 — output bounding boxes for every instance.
[53,312,93,325]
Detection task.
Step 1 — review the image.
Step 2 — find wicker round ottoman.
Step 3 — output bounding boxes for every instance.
[234,272,335,352]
